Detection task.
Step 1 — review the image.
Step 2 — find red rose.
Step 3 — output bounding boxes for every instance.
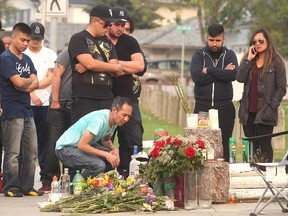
[184,147,196,158]
[166,136,173,144]
[155,140,165,149]
[173,138,183,146]
[195,140,205,149]
[151,147,161,158]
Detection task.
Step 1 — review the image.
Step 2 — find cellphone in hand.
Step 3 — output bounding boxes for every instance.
[251,47,257,55]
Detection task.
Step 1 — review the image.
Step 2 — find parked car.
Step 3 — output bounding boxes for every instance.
[139,59,192,84]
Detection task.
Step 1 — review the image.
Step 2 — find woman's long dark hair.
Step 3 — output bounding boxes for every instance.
[248,28,281,78]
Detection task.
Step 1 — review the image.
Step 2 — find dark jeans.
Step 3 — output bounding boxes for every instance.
[42,103,71,186]
[194,101,235,162]
[0,124,2,173]
[32,106,49,179]
[243,112,274,162]
[116,102,144,175]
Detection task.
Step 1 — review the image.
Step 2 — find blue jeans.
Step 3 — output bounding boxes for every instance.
[42,103,71,186]
[2,117,37,193]
[55,143,110,179]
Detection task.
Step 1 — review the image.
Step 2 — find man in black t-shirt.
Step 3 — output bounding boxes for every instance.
[68,4,124,123]
[106,7,145,175]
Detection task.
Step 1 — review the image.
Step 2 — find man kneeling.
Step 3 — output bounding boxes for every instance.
[55,96,132,179]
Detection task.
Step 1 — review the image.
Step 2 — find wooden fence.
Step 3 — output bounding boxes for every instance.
[139,84,286,150]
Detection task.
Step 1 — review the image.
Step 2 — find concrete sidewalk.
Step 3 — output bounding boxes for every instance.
[0,194,287,216]
[0,166,287,216]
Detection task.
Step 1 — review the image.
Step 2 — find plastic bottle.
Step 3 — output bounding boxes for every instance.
[51,175,59,190]
[72,170,85,195]
[60,168,70,197]
[50,176,62,202]
[232,145,236,163]
[129,145,140,178]
[243,140,249,163]
[229,137,236,163]
[133,145,138,155]
[129,155,140,178]
[242,144,247,163]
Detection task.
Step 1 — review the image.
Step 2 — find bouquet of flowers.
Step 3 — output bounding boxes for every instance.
[140,135,207,185]
[40,170,173,213]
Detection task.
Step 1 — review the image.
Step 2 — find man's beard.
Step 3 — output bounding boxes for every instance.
[208,45,221,53]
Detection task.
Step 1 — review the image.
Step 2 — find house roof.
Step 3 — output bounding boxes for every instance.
[131,17,204,49]
[69,0,92,5]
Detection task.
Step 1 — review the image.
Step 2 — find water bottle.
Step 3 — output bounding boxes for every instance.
[129,155,140,178]
[133,145,138,155]
[243,140,249,163]
[129,145,140,178]
[60,168,70,197]
[49,176,62,202]
[229,137,236,163]
[72,170,85,195]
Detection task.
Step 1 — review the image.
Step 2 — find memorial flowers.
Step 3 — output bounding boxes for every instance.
[40,170,171,214]
[140,135,207,185]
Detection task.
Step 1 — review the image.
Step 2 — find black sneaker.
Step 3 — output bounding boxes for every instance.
[4,190,23,197]
[23,188,44,196]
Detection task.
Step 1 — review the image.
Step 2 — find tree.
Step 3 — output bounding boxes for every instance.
[86,0,163,29]
[0,0,17,32]
[177,0,251,43]
[250,0,288,59]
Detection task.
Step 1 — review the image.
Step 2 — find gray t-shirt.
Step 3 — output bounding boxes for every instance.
[49,47,72,103]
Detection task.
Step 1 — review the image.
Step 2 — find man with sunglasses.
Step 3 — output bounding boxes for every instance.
[68,4,124,125]
[105,7,145,176]
[190,23,238,162]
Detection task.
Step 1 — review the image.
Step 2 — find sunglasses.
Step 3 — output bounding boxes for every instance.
[251,39,265,45]
[95,18,111,28]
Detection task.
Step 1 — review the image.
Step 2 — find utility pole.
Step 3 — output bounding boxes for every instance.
[41,0,47,27]
[177,25,192,92]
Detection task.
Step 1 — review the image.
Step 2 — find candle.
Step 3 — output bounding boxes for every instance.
[209,109,219,129]
[186,114,198,128]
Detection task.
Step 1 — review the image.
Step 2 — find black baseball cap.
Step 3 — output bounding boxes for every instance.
[30,22,45,39]
[111,7,128,22]
[90,4,116,22]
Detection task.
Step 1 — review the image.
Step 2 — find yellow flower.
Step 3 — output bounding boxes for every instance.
[143,203,152,211]
[126,176,134,185]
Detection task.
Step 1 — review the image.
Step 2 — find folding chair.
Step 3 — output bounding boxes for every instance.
[242,130,288,216]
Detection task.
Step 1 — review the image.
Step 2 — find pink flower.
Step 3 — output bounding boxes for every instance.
[184,147,196,158]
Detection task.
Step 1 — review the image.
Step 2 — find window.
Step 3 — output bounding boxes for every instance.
[5,9,30,27]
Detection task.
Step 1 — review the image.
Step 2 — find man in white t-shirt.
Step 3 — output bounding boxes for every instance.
[24,22,57,181]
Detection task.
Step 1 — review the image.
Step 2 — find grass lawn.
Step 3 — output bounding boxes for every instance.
[141,108,183,140]
[140,100,288,162]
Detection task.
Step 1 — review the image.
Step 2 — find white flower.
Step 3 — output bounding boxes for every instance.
[165,198,175,210]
